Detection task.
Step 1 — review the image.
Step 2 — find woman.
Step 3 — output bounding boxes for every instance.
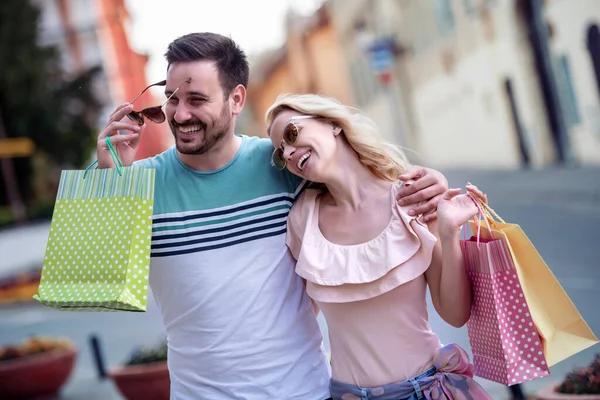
[266,94,491,400]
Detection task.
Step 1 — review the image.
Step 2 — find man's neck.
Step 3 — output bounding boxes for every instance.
[177,134,242,172]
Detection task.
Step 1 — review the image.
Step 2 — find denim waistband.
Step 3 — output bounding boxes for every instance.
[329,366,437,400]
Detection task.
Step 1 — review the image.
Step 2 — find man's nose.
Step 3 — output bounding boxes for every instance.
[173,103,192,123]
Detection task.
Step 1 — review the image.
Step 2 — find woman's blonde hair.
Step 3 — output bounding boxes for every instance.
[265,93,410,181]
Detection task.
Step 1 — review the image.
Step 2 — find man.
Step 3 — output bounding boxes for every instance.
[97,32,448,400]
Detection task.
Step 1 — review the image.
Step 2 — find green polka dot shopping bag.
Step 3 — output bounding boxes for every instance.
[34,138,155,312]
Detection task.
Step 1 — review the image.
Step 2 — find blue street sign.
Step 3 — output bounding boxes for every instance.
[367,39,394,73]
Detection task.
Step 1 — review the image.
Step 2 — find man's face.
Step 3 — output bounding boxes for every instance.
[164,60,233,155]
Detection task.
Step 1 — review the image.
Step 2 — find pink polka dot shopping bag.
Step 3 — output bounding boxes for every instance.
[33,138,155,312]
[460,194,598,386]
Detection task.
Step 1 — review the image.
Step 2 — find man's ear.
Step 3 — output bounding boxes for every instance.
[230,84,246,115]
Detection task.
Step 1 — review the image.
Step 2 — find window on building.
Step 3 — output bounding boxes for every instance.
[81,29,102,66]
[463,0,477,16]
[349,55,379,106]
[69,0,97,29]
[405,1,438,54]
[554,54,581,127]
[433,0,455,35]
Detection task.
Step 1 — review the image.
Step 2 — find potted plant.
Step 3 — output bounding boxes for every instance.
[536,354,600,399]
[108,340,170,400]
[0,336,77,399]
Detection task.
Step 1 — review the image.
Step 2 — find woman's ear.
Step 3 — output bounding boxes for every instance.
[332,125,342,136]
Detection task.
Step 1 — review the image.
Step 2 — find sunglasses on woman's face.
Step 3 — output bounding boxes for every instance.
[271,115,316,170]
[126,78,191,125]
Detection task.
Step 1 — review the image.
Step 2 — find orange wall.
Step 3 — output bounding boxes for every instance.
[252,63,294,136]
[96,0,173,160]
[307,27,353,105]
[248,20,354,136]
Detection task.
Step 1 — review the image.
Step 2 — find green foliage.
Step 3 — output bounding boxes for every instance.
[0,0,104,207]
[0,199,55,229]
[125,341,168,366]
[557,354,600,395]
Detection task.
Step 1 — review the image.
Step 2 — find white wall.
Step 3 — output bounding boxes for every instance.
[546,0,600,165]
[406,0,558,168]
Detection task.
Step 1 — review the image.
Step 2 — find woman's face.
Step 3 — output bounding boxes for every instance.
[269,110,339,181]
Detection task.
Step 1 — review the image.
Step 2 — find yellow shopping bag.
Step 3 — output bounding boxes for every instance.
[467,200,598,367]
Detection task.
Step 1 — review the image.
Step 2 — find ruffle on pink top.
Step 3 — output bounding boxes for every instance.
[287,182,437,303]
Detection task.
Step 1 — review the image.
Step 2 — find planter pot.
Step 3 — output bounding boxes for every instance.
[0,345,77,399]
[536,384,600,400]
[108,361,170,400]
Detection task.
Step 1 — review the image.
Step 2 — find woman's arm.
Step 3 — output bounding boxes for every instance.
[424,220,472,328]
[424,184,487,327]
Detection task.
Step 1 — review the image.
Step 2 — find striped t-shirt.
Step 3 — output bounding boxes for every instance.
[134,135,331,400]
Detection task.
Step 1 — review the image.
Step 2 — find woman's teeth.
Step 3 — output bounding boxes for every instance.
[297,152,311,170]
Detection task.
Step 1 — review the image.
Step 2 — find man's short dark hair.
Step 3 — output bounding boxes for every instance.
[165,32,249,96]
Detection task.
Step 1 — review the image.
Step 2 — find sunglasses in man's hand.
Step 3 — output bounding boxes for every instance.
[126,78,191,125]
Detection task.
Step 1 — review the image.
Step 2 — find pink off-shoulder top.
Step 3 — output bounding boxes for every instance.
[287,182,443,387]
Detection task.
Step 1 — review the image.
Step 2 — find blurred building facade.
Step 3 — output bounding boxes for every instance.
[385,0,600,168]
[247,4,354,136]
[545,0,600,166]
[31,0,172,160]
[328,0,420,158]
[249,0,600,168]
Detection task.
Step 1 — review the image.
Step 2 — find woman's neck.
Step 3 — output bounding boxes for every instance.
[322,149,392,210]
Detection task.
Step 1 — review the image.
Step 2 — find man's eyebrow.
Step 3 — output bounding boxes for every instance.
[187,91,209,98]
[164,89,209,97]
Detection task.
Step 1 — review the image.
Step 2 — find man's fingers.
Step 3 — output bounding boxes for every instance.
[409,194,443,216]
[396,176,432,199]
[98,121,140,140]
[109,103,133,122]
[423,210,437,223]
[398,166,426,180]
[100,133,139,147]
[397,185,442,206]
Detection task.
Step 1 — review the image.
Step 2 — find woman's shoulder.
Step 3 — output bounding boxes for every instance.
[289,188,321,227]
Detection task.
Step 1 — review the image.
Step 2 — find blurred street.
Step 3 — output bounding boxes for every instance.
[0,166,598,399]
[1,0,600,399]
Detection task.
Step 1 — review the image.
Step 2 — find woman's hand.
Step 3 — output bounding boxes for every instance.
[437,183,487,238]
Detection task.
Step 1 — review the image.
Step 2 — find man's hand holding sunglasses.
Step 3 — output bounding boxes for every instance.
[96,78,190,169]
[96,103,146,168]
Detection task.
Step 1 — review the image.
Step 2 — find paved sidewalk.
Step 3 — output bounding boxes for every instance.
[441,166,600,207]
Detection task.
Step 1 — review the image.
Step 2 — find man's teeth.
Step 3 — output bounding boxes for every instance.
[179,125,202,133]
[297,152,311,170]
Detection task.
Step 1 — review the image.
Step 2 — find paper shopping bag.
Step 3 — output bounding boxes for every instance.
[34,160,155,312]
[467,201,598,367]
[462,233,551,385]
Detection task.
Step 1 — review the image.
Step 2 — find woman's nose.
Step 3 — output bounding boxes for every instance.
[283,146,295,160]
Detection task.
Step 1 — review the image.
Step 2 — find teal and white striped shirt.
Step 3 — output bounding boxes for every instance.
[135,135,330,400]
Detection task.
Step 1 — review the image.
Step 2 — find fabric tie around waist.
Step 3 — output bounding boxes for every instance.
[329,344,492,400]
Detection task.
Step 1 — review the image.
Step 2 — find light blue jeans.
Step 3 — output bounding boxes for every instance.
[329,366,437,400]
[328,344,490,400]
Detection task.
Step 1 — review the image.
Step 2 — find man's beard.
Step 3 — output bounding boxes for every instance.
[170,103,232,155]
